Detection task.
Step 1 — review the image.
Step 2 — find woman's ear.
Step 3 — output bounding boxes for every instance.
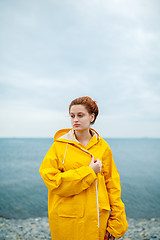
[90,113,95,123]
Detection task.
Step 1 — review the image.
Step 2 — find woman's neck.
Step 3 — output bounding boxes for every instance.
[74,129,92,146]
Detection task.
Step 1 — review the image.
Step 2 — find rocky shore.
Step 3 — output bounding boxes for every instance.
[0,217,160,240]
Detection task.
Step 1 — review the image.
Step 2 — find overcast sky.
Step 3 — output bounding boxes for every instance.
[0,0,160,138]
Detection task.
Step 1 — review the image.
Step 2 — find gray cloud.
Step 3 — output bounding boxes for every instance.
[0,0,160,137]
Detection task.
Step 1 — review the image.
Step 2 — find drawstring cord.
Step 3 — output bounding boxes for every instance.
[62,143,68,164]
[95,179,100,228]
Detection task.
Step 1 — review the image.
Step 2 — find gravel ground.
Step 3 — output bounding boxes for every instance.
[0,217,160,240]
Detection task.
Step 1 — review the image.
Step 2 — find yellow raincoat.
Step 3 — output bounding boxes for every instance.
[39,128,128,240]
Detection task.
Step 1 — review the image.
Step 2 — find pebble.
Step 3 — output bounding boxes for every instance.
[0,217,160,240]
[121,218,160,240]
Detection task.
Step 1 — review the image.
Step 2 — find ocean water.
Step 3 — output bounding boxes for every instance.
[0,138,160,219]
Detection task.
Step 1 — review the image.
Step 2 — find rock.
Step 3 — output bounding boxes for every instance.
[0,217,160,240]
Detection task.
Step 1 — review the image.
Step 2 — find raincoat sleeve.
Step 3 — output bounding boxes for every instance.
[103,146,128,239]
[39,143,97,197]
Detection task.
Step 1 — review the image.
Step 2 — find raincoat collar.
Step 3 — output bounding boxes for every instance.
[54,128,100,150]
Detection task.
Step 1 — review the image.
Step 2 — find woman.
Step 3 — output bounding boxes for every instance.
[39,96,128,240]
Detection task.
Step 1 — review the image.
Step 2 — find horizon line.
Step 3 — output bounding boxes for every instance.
[0,136,160,139]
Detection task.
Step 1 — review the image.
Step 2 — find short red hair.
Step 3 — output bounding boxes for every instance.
[69,96,99,124]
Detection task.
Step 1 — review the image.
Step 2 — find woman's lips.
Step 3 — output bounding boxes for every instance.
[74,124,80,127]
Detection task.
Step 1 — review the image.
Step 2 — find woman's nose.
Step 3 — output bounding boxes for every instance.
[74,116,78,121]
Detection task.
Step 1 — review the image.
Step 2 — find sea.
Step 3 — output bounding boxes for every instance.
[0,138,160,219]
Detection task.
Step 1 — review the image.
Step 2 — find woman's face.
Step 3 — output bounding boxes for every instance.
[69,105,95,132]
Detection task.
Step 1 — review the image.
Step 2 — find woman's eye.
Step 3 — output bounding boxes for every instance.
[78,114,83,117]
[70,115,74,118]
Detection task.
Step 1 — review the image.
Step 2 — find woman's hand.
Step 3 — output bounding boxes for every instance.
[104,231,115,240]
[89,155,102,174]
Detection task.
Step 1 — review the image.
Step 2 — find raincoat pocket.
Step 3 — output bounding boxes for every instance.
[98,175,111,211]
[58,202,84,218]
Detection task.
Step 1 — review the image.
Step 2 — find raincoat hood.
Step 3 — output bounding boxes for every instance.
[54,128,101,153]
[54,128,100,142]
